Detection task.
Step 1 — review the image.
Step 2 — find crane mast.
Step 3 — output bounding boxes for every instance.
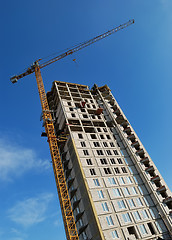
[10,19,134,240]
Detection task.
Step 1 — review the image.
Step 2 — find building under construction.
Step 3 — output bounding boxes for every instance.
[46,81,172,240]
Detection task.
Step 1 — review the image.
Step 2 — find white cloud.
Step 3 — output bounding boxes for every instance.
[0,138,50,181]
[8,193,54,227]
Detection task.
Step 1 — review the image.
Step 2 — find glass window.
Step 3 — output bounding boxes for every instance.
[143,197,149,206]
[141,210,149,219]
[128,199,135,208]
[86,159,92,165]
[117,200,126,209]
[133,176,138,184]
[131,187,137,195]
[93,142,100,147]
[103,142,108,147]
[113,188,121,197]
[108,177,116,185]
[114,167,120,174]
[138,186,143,194]
[122,213,131,223]
[117,158,122,164]
[93,179,100,186]
[149,209,155,218]
[97,190,104,199]
[136,198,143,206]
[119,177,125,184]
[123,187,130,196]
[101,202,109,212]
[83,150,89,155]
[139,224,147,235]
[104,168,112,174]
[111,230,119,239]
[100,158,107,164]
[121,167,127,173]
[110,158,116,164]
[90,169,96,175]
[106,216,114,226]
[100,134,105,139]
[81,141,86,147]
[110,142,115,147]
[126,176,132,184]
[113,150,118,155]
[106,150,112,155]
[78,133,83,139]
[133,211,141,221]
[91,134,97,139]
[97,150,104,155]
[155,221,162,232]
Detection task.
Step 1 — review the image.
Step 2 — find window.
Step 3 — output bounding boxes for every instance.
[80,141,86,147]
[113,188,121,197]
[71,113,76,117]
[141,210,149,219]
[106,135,111,139]
[112,230,119,239]
[119,177,125,184]
[100,158,107,164]
[87,104,90,108]
[108,177,116,185]
[128,166,133,174]
[133,176,138,184]
[78,133,83,139]
[126,176,132,184]
[121,167,127,173]
[110,158,116,164]
[117,158,122,164]
[100,134,105,139]
[113,150,118,155]
[106,150,112,155]
[106,216,114,226]
[155,221,162,232]
[90,169,96,175]
[131,187,137,195]
[103,128,107,132]
[93,179,100,186]
[122,213,131,223]
[128,199,135,208]
[114,167,120,174]
[83,114,88,118]
[123,187,130,195]
[138,186,143,194]
[117,200,126,209]
[103,142,108,147]
[110,142,115,147]
[67,102,72,106]
[104,168,112,174]
[136,198,143,206]
[139,224,147,235]
[143,197,149,206]
[86,159,92,165]
[83,150,89,155]
[91,134,97,139]
[120,149,124,155]
[149,208,155,218]
[133,211,141,221]
[97,127,101,132]
[97,150,104,155]
[81,108,86,112]
[69,107,74,111]
[97,190,104,199]
[101,202,109,212]
[93,142,100,147]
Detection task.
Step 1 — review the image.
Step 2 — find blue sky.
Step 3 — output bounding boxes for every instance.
[1,1,172,240]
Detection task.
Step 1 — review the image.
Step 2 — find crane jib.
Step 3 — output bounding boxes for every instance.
[10,19,134,83]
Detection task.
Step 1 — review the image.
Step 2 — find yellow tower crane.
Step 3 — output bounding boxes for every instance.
[10,19,134,240]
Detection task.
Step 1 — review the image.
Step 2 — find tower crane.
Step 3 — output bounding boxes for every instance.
[10,19,134,240]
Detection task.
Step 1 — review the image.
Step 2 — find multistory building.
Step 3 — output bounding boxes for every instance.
[47,81,172,240]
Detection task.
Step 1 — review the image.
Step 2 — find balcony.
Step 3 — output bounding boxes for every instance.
[123,126,132,135]
[140,157,149,164]
[151,175,160,183]
[136,149,144,158]
[73,199,81,210]
[127,134,135,142]
[131,141,140,149]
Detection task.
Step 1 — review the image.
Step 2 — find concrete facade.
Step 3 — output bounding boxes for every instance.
[47,81,172,240]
